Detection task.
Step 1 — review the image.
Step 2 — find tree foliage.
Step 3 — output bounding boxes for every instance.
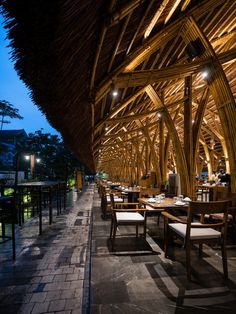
[17,129,83,182]
[0,100,23,130]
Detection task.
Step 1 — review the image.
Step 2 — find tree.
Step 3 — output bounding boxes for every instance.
[17,129,83,185]
[0,100,23,131]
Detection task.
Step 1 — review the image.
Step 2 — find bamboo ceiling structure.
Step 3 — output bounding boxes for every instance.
[1,0,236,195]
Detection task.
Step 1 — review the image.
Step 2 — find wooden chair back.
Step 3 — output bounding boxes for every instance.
[163,200,230,280]
[187,200,229,232]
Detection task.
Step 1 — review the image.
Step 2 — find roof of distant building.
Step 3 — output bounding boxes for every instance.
[0,129,27,137]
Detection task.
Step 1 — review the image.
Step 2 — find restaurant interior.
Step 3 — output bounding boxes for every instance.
[1,0,236,313]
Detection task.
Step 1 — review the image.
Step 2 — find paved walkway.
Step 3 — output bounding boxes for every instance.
[0,185,94,314]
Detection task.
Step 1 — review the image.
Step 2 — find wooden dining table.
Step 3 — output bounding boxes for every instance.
[115,187,141,202]
[138,197,189,212]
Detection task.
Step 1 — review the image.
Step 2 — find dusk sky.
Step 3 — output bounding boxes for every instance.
[0,15,60,136]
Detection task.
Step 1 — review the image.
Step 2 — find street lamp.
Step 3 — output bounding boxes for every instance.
[24,154,31,180]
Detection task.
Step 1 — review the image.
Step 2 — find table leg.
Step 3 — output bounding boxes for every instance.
[39,188,42,235]
[49,187,53,225]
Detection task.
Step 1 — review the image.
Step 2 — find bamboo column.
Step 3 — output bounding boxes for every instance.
[184,75,194,196]
[181,16,236,192]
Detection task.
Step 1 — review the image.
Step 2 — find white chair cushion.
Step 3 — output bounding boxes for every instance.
[114,197,123,202]
[116,212,144,222]
[106,196,123,203]
[169,222,221,240]
[211,213,233,221]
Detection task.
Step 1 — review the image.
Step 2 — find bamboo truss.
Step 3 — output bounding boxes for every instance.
[2,0,236,192]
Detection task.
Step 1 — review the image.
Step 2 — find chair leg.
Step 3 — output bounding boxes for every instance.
[136,225,139,237]
[164,219,169,258]
[186,242,191,281]
[111,225,117,251]
[109,219,114,239]
[221,241,228,279]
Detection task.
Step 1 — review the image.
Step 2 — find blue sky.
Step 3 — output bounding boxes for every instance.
[0,15,60,136]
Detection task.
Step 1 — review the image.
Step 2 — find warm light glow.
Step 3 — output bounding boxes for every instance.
[157,113,161,117]
[192,120,195,124]
[112,90,118,97]
[202,71,208,79]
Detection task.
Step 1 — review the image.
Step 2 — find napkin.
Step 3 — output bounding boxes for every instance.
[183,197,191,201]
[148,198,156,203]
[174,201,185,206]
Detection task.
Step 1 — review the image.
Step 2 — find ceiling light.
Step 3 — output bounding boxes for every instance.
[202,71,208,79]
[112,90,118,97]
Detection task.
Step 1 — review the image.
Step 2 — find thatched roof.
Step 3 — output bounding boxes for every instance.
[1,0,236,177]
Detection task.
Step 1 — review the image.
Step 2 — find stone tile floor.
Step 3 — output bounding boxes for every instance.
[1,185,236,313]
[91,191,236,313]
[0,185,94,314]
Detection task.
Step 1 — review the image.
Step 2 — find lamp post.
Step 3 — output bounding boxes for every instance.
[24,155,30,180]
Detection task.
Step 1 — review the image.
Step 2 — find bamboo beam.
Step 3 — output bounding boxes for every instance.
[181,16,236,191]
[145,85,190,195]
[94,0,226,103]
[94,87,146,132]
[192,88,210,175]
[105,109,158,125]
[144,0,171,38]
[113,49,236,88]
[159,92,165,183]
[184,75,193,194]
[164,108,181,180]
[107,0,144,26]
[90,0,116,91]
[127,0,155,53]
[108,13,131,72]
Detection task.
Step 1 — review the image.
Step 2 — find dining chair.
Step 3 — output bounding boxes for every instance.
[109,197,147,251]
[140,187,162,224]
[211,191,236,241]
[162,200,229,280]
[100,187,124,219]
